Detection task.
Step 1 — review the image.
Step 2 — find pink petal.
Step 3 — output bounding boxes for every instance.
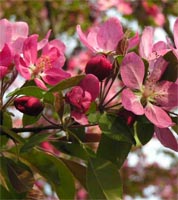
[34,78,48,90]
[0,66,8,79]
[145,103,174,128]
[148,56,168,82]
[139,27,154,59]
[0,44,12,66]
[23,34,38,65]
[14,55,31,80]
[76,25,96,52]
[97,17,124,52]
[79,74,99,101]
[121,88,144,115]
[37,30,51,50]
[154,81,178,109]
[0,19,12,50]
[155,127,178,152]
[120,52,145,89]
[71,110,88,125]
[87,27,101,52]
[173,18,178,49]
[42,68,70,85]
[128,32,140,50]
[11,21,29,40]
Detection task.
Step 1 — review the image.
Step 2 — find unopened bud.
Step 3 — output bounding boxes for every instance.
[14,96,44,116]
[118,109,136,126]
[85,55,112,81]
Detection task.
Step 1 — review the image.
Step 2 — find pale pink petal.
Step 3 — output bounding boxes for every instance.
[97,17,124,52]
[121,88,144,115]
[139,27,154,59]
[11,37,26,54]
[42,68,70,85]
[120,52,145,89]
[87,27,101,52]
[128,32,139,50]
[154,81,178,109]
[173,18,178,49]
[34,78,48,90]
[71,110,88,125]
[76,25,96,52]
[148,56,168,82]
[145,103,174,128]
[23,34,38,65]
[0,66,8,79]
[0,19,12,50]
[11,21,28,41]
[79,74,99,101]
[155,127,178,152]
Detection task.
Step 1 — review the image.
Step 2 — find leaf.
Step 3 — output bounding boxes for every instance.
[162,51,178,82]
[52,140,88,160]
[60,158,87,189]
[3,112,12,128]
[99,113,136,144]
[23,114,40,126]
[0,126,25,144]
[97,134,131,168]
[135,121,154,145]
[21,149,75,200]
[7,86,45,98]
[47,75,85,93]
[87,157,122,200]
[20,133,50,153]
[6,159,34,193]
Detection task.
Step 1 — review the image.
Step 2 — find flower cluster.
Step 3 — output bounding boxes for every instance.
[1,17,178,153]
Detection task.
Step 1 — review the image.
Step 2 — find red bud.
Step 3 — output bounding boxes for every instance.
[14,96,44,116]
[85,55,112,81]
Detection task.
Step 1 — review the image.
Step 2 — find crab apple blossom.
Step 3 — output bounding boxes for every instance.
[77,17,139,54]
[0,18,29,55]
[14,96,44,116]
[15,34,70,90]
[66,74,99,124]
[120,52,178,128]
[85,54,112,81]
[139,26,169,61]
[0,44,13,79]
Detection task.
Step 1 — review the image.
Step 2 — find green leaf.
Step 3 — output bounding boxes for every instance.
[0,126,25,144]
[136,121,154,145]
[6,159,34,193]
[3,112,12,128]
[52,140,88,160]
[21,149,75,199]
[20,133,50,153]
[23,114,40,126]
[60,158,87,189]
[47,75,85,93]
[99,113,136,144]
[7,86,45,98]
[97,134,131,168]
[87,157,122,200]
[162,51,178,82]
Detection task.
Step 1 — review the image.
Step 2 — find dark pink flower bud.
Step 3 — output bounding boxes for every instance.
[14,96,44,116]
[85,55,112,81]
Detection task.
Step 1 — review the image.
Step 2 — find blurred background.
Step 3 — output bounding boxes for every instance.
[1,0,178,199]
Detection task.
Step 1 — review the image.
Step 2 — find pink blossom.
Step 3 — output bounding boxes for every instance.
[169,18,178,59]
[0,18,29,54]
[77,17,139,54]
[15,34,70,90]
[0,44,13,79]
[77,17,124,54]
[120,52,178,129]
[139,27,169,61]
[116,0,133,15]
[142,1,165,26]
[66,74,99,124]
